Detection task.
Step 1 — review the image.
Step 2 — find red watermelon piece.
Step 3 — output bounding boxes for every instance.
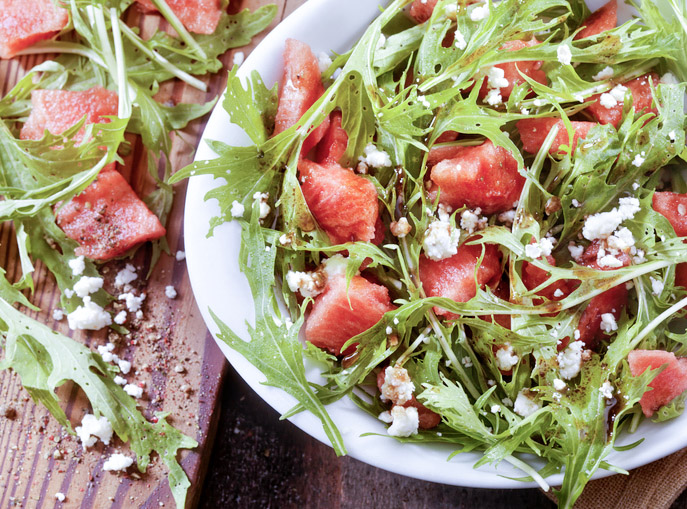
[628,350,687,417]
[579,239,632,271]
[574,0,617,40]
[409,0,438,23]
[21,87,119,144]
[652,191,687,237]
[677,264,687,289]
[316,110,348,165]
[0,0,68,59]
[274,39,330,155]
[478,39,546,100]
[427,144,462,168]
[517,118,596,155]
[135,0,222,34]
[429,140,523,214]
[419,243,502,318]
[299,159,379,245]
[55,169,166,260]
[586,73,658,128]
[305,273,396,355]
[522,254,573,303]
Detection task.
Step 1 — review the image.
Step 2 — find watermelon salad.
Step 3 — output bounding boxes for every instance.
[173,0,687,507]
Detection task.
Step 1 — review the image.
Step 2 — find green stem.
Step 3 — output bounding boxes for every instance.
[110,8,132,119]
[150,0,207,60]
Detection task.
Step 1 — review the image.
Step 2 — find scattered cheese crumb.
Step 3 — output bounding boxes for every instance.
[423,219,459,261]
[390,217,412,238]
[115,264,137,288]
[67,297,112,331]
[490,404,501,414]
[487,67,509,89]
[553,288,565,298]
[103,453,134,472]
[568,242,584,261]
[495,343,519,371]
[485,88,502,106]
[553,378,566,392]
[632,153,645,167]
[460,208,487,233]
[558,340,584,379]
[469,3,490,21]
[599,92,617,109]
[557,43,572,65]
[52,309,64,321]
[317,52,332,73]
[253,192,271,219]
[381,366,414,405]
[378,411,393,423]
[113,310,127,325]
[55,493,66,502]
[650,276,664,296]
[118,292,145,313]
[165,285,177,299]
[661,72,678,85]
[68,256,85,276]
[75,414,113,449]
[232,51,244,66]
[359,143,392,168]
[285,270,324,298]
[73,276,104,298]
[600,381,614,400]
[118,359,132,375]
[387,405,419,437]
[454,29,467,50]
[114,375,127,386]
[592,66,614,81]
[599,313,618,333]
[175,250,186,261]
[230,200,245,218]
[124,384,143,399]
[513,390,541,417]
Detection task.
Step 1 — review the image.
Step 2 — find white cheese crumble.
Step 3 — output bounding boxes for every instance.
[165,285,177,299]
[73,276,104,298]
[252,192,270,219]
[423,220,459,261]
[553,378,566,392]
[378,411,393,423]
[390,217,412,238]
[118,359,132,375]
[230,200,245,218]
[67,297,112,330]
[285,270,324,298]
[387,405,419,437]
[317,52,332,72]
[232,51,244,66]
[599,313,618,333]
[557,340,584,379]
[513,390,541,417]
[118,292,145,313]
[52,309,64,321]
[582,197,640,241]
[553,288,565,298]
[600,381,614,400]
[469,3,490,21]
[557,43,572,65]
[381,366,414,405]
[359,143,392,168]
[454,29,467,50]
[113,310,127,325]
[597,254,624,268]
[103,453,134,472]
[669,130,677,141]
[609,84,627,101]
[68,255,85,276]
[75,414,113,449]
[460,208,487,234]
[485,88,502,106]
[115,264,137,288]
[123,383,143,399]
[632,153,645,167]
[525,236,554,259]
[568,242,584,261]
[650,276,664,296]
[487,67,509,89]
[495,343,519,371]
[599,92,618,109]
[661,72,678,85]
[55,492,66,502]
[114,375,127,386]
[175,250,186,261]
[490,404,501,414]
[592,66,614,81]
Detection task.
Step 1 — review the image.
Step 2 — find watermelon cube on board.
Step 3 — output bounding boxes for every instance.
[429,140,523,214]
[628,350,687,417]
[574,0,617,40]
[299,159,379,245]
[478,39,546,100]
[419,243,502,319]
[305,273,396,355]
[517,118,596,155]
[55,169,166,260]
[20,87,119,144]
[0,0,68,59]
[135,0,222,34]
[586,73,658,128]
[274,38,330,155]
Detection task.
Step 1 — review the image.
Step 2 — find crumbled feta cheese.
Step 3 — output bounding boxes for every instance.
[75,414,113,449]
[495,343,519,371]
[252,192,270,219]
[378,411,393,423]
[73,276,104,298]
[469,3,489,21]
[67,297,112,330]
[599,313,618,333]
[103,453,134,472]
[113,310,127,325]
[417,95,431,109]
[52,309,64,321]
[485,88,502,106]
[381,366,414,405]
[571,198,581,208]
[526,237,554,259]
[114,375,127,386]
[387,405,419,437]
[533,98,546,107]
[502,397,513,407]
[322,254,348,278]
[650,276,664,296]
[574,329,581,340]
[460,208,487,233]
[487,67,509,89]
[490,404,501,414]
[597,254,624,268]
[97,343,118,363]
[582,197,640,241]
[285,270,324,298]
[632,153,645,167]
[553,288,564,298]
[124,383,143,398]
[423,220,459,261]
[520,107,530,115]
[498,209,516,225]
[55,492,66,502]
[165,285,177,299]
[175,250,186,261]
[592,66,614,81]
[232,51,244,66]
[599,92,617,109]
[607,227,635,252]
[68,256,85,276]
[513,390,541,417]
[553,378,566,392]
[230,200,245,218]
[558,340,584,379]
[661,72,678,85]
[600,381,614,400]
[390,217,412,238]
[115,264,137,288]
[64,289,74,298]
[118,292,145,313]
[454,29,467,50]
[568,242,584,261]
[609,84,627,102]
[557,43,572,65]
[461,356,473,368]
[317,52,332,73]
[118,359,132,375]
[359,143,392,168]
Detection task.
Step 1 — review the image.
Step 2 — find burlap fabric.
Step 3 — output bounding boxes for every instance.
[543,448,687,507]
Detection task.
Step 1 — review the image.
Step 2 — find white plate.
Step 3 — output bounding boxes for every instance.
[184,0,687,488]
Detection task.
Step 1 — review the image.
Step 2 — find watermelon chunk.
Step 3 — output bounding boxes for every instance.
[316,110,348,165]
[274,39,330,155]
[299,159,379,245]
[517,118,596,155]
[586,73,658,128]
[677,263,687,289]
[628,350,687,417]
[574,0,617,40]
[0,0,68,59]
[652,191,687,237]
[408,0,438,23]
[135,0,222,34]
[21,87,119,144]
[479,39,546,100]
[429,140,523,214]
[419,243,502,318]
[305,273,396,355]
[522,254,573,303]
[55,169,166,260]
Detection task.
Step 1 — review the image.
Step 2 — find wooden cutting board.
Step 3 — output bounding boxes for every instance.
[0,1,292,507]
